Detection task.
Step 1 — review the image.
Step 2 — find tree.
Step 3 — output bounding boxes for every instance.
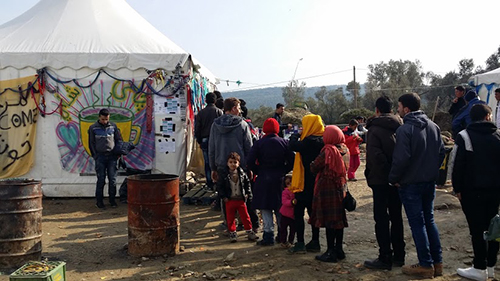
[457,58,475,83]
[362,59,425,109]
[282,79,306,106]
[485,45,500,71]
[308,86,348,124]
[346,80,361,108]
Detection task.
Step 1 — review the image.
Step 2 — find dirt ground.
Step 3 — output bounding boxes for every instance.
[0,161,491,281]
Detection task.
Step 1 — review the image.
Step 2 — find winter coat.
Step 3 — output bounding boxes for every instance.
[246,135,295,210]
[364,114,403,186]
[217,167,252,202]
[309,146,348,229]
[452,121,500,193]
[389,111,445,185]
[194,104,223,143]
[448,97,466,118]
[288,134,324,202]
[88,121,122,158]
[209,114,253,170]
[452,97,486,137]
[280,188,295,219]
[273,112,288,137]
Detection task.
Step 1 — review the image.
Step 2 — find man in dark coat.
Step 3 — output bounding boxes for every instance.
[363,96,405,270]
[449,85,466,118]
[273,103,292,137]
[389,93,445,279]
[453,104,500,281]
[195,92,223,190]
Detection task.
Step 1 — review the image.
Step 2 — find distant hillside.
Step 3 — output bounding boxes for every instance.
[226,84,365,109]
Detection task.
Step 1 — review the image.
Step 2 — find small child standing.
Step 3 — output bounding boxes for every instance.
[343,119,363,181]
[279,174,296,248]
[217,152,259,243]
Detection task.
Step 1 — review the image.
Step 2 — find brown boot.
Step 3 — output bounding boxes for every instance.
[402,263,434,279]
[434,262,443,277]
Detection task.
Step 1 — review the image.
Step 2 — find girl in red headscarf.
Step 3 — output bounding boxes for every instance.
[310,125,349,263]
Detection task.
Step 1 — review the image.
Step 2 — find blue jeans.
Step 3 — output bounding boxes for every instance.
[200,138,213,189]
[398,182,442,267]
[95,154,118,204]
[261,209,281,233]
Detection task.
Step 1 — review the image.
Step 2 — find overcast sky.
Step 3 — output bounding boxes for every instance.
[1,0,499,92]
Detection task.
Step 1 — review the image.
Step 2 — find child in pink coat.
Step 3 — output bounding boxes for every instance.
[279,174,296,248]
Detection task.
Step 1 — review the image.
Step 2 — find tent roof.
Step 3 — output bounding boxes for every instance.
[470,67,500,86]
[0,0,190,71]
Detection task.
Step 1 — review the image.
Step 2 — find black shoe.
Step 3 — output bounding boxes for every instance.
[392,259,405,267]
[96,202,106,210]
[364,258,392,270]
[336,249,346,260]
[315,250,337,263]
[305,240,321,253]
[110,201,118,208]
[256,240,274,246]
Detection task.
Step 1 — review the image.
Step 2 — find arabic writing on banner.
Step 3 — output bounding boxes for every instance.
[0,76,39,179]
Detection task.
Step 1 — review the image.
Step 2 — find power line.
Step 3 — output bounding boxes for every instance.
[220,68,367,92]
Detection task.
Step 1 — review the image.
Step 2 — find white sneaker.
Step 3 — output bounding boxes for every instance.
[457,267,487,281]
[487,267,494,279]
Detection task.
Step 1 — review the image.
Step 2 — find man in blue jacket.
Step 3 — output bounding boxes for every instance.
[389,93,445,279]
[452,90,485,137]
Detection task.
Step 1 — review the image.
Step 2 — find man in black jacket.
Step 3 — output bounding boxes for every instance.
[449,86,466,118]
[195,92,223,190]
[453,103,500,281]
[273,103,292,137]
[364,96,405,270]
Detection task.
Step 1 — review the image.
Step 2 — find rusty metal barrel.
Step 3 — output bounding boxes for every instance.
[127,174,180,257]
[0,179,43,269]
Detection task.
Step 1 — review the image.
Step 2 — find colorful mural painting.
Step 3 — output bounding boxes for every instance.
[0,76,39,179]
[49,77,155,174]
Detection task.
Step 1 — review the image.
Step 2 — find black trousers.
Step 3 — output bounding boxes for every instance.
[294,197,319,243]
[461,190,500,269]
[371,184,406,261]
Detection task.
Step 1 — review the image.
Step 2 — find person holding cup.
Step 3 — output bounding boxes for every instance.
[88,108,123,210]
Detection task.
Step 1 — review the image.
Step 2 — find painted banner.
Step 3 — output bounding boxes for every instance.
[0,76,39,179]
[49,77,155,173]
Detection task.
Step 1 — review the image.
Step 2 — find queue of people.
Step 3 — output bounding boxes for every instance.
[89,87,500,281]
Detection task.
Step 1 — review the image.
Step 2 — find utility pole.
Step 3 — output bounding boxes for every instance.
[353,66,358,108]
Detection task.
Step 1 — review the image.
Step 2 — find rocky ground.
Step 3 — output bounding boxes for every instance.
[0,162,491,281]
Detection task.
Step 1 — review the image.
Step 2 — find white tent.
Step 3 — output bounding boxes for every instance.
[0,0,215,196]
[469,67,500,122]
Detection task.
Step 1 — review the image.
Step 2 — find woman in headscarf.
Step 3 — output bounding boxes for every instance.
[310,125,349,262]
[247,118,295,246]
[287,114,325,254]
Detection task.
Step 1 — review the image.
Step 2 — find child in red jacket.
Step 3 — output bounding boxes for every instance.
[343,120,363,181]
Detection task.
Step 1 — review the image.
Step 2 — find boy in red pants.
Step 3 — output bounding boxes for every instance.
[218,152,259,242]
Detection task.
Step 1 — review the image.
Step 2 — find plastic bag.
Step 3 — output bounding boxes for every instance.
[484,214,500,242]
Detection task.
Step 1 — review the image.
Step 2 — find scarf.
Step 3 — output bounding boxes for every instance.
[290,114,324,193]
[321,125,346,176]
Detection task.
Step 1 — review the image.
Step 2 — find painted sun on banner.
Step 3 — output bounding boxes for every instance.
[49,77,155,174]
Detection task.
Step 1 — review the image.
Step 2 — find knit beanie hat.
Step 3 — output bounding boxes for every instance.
[465,90,478,102]
[263,118,279,135]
